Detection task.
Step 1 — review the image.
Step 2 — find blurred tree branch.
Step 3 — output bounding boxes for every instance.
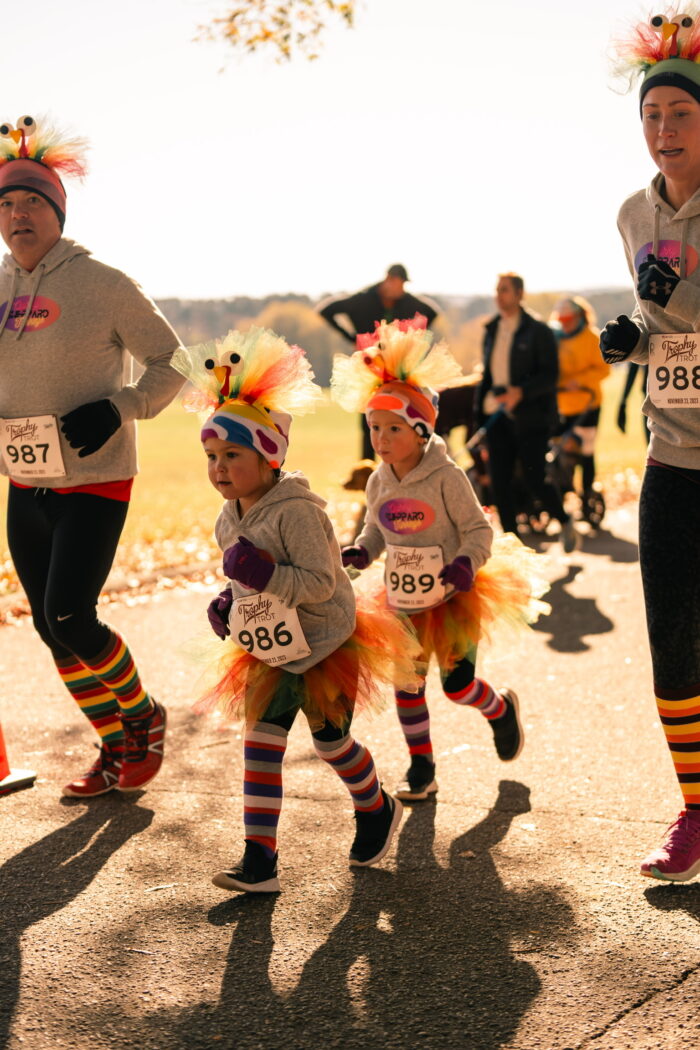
[200,1,356,61]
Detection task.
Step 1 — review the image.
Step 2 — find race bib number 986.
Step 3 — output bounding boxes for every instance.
[229,591,311,666]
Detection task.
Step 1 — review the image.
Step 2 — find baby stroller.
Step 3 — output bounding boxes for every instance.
[466,400,606,531]
[547,389,606,528]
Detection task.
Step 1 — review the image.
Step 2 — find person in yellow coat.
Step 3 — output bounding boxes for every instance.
[550,296,610,497]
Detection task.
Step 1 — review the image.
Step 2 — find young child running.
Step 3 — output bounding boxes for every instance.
[173,328,420,893]
[332,317,548,802]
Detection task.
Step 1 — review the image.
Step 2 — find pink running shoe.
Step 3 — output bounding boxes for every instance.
[640,809,700,881]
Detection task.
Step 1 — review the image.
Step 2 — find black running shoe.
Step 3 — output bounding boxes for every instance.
[349,789,403,867]
[490,688,524,761]
[395,755,438,801]
[212,841,280,893]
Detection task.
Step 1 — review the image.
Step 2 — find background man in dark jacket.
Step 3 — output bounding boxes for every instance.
[478,273,576,551]
[318,264,440,457]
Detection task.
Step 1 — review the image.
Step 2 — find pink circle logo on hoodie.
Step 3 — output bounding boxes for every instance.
[379,498,435,534]
[0,295,61,333]
[634,240,698,276]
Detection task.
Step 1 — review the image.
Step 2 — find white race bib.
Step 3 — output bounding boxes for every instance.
[229,591,311,666]
[0,415,66,478]
[385,544,446,611]
[648,333,700,408]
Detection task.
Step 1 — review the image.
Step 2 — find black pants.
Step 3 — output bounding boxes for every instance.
[639,465,700,690]
[6,485,128,661]
[486,414,568,533]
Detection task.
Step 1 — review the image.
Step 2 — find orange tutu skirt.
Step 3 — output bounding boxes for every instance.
[196,590,423,727]
[404,533,550,673]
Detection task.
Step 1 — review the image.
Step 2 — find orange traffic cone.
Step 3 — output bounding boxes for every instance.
[0,721,36,796]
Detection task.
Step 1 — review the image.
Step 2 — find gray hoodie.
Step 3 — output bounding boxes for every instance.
[356,434,493,574]
[215,472,356,674]
[618,174,700,467]
[0,238,184,486]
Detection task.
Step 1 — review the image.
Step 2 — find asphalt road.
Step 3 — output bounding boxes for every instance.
[1,505,698,1050]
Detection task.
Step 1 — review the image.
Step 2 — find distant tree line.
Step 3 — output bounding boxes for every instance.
[157,287,636,388]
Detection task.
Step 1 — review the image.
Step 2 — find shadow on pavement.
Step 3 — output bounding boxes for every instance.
[644,882,700,915]
[0,798,153,1050]
[578,527,639,564]
[157,780,576,1050]
[532,565,614,653]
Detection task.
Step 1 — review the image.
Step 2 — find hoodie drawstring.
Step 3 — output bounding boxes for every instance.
[14,263,45,340]
[680,217,688,280]
[653,202,689,279]
[0,266,18,341]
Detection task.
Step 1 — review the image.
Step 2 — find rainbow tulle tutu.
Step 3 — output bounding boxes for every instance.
[406,533,550,671]
[196,589,423,727]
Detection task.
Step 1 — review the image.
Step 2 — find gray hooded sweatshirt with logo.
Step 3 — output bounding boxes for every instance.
[215,471,356,674]
[0,238,184,486]
[618,174,700,467]
[356,434,493,573]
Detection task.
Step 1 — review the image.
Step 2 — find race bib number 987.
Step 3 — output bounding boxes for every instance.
[649,333,700,408]
[0,415,66,478]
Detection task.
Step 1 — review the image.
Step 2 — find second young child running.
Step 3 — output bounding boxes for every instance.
[173,328,420,893]
[332,318,547,802]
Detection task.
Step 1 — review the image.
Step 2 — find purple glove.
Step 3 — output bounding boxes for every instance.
[208,588,233,639]
[341,545,370,570]
[438,555,474,592]
[223,536,275,591]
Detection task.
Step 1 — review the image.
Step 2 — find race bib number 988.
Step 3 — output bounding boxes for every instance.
[649,333,700,408]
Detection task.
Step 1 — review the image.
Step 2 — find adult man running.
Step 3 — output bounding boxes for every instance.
[0,115,183,797]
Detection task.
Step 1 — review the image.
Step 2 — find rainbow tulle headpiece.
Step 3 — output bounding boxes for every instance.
[330,315,461,439]
[0,114,88,224]
[611,6,700,101]
[172,327,322,469]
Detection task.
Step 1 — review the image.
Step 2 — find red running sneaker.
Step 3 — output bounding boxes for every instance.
[640,809,700,881]
[118,701,167,792]
[62,744,123,798]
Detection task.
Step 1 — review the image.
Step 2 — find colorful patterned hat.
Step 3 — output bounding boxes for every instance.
[330,315,461,440]
[172,327,322,469]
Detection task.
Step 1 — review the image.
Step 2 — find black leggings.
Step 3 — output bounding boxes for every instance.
[639,465,700,690]
[7,485,128,661]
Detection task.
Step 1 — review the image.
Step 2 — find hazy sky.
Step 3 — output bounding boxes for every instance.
[4,0,654,299]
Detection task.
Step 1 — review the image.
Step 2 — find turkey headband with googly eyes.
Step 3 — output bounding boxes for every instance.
[171,327,322,468]
[0,114,88,227]
[611,7,700,109]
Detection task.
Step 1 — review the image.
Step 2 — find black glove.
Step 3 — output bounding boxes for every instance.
[599,315,641,364]
[637,253,680,307]
[60,399,121,458]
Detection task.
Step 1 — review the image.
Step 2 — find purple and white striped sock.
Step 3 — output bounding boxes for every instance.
[243,721,288,858]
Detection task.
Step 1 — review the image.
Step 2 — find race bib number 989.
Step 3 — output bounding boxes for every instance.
[229,591,311,666]
[649,333,700,408]
[0,415,66,478]
[385,544,445,611]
